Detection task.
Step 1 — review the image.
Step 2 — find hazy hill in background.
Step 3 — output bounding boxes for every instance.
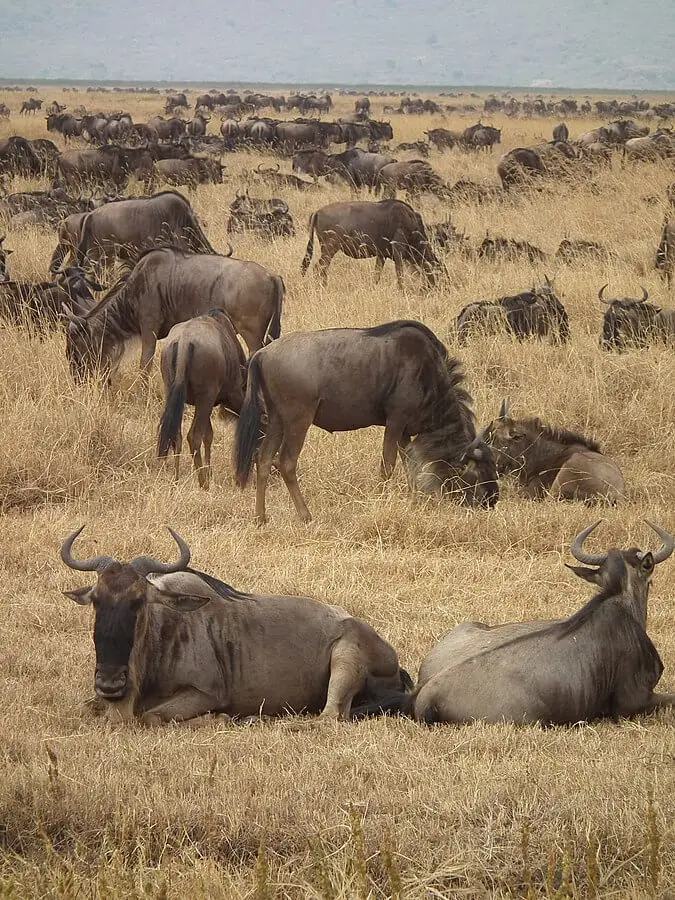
[1,0,674,90]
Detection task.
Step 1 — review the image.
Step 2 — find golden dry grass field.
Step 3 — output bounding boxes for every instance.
[1,87,675,898]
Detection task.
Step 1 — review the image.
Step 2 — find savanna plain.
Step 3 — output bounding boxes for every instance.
[1,87,675,898]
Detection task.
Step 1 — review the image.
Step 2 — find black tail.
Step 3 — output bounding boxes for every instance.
[157,341,192,459]
[300,212,317,275]
[234,352,265,488]
[265,275,284,342]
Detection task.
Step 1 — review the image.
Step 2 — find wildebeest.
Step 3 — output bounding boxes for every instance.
[165,93,189,114]
[249,162,317,191]
[147,116,187,143]
[227,192,295,238]
[158,309,247,488]
[497,148,546,189]
[0,104,10,119]
[64,246,284,380]
[324,148,395,191]
[53,191,215,275]
[61,526,408,723]
[0,266,103,331]
[553,122,569,142]
[301,200,443,288]
[234,320,499,523]
[464,123,501,151]
[599,284,675,350]
[484,398,625,503]
[555,238,610,263]
[56,146,155,191]
[424,128,462,151]
[456,279,569,344]
[355,521,675,725]
[375,160,448,200]
[154,157,225,187]
[20,98,43,115]
[291,149,332,181]
[0,136,42,178]
[186,114,210,137]
[624,131,674,162]
[477,234,547,264]
[655,216,674,287]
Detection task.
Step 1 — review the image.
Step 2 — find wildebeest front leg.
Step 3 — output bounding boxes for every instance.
[139,332,157,379]
[381,419,406,479]
[139,688,220,725]
[374,255,385,284]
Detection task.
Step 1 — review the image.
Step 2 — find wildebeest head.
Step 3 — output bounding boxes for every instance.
[565,519,674,626]
[598,284,657,350]
[61,526,194,700]
[482,397,536,475]
[56,266,105,316]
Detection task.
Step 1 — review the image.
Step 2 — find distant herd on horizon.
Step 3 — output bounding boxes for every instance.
[1,85,675,730]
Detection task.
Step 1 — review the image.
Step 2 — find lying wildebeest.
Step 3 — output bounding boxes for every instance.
[375,160,448,200]
[0,266,103,331]
[248,162,317,191]
[429,221,471,255]
[53,191,216,275]
[477,234,547,264]
[394,141,430,157]
[552,122,569,142]
[555,238,610,263]
[354,521,675,725]
[227,192,295,238]
[484,398,625,503]
[301,200,443,288]
[497,147,546,189]
[457,279,569,344]
[0,236,12,282]
[158,309,247,488]
[154,157,225,187]
[64,246,284,381]
[599,284,675,350]
[445,179,502,205]
[655,216,674,287]
[61,526,409,724]
[0,136,42,178]
[234,320,499,523]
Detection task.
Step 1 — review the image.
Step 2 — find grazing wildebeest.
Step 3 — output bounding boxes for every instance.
[355,97,371,116]
[60,526,409,724]
[467,125,501,152]
[147,116,187,143]
[154,157,225,187]
[227,192,295,238]
[555,238,610,263]
[655,216,674,287]
[599,284,675,350]
[301,200,443,288]
[324,148,395,191]
[57,147,154,191]
[64,246,284,380]
[477,234,547,264]
[484,398,625,503]
[234,320,499,523]
[457,279,569,344]
[446,179,502,205]
[553,122,569,142]
[0,266,103,331]
[354,521,675,725]
[497,147,546,189]
[0,236,12,282]
[425,128,463,151]
[375,160,448,200]
[66,191,215,275]
[20,98,43,115]
[158,309,247,488]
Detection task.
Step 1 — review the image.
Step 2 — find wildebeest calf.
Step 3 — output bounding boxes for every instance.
[158,309,247,489]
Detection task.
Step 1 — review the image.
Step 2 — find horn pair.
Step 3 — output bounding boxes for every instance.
[571,520,674,566]
[61,525,191,576]
[598,284,649,304]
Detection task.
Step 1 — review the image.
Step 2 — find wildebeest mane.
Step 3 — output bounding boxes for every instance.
[518,417,601,453]
[185,567,256,601]
[365,319,449,360]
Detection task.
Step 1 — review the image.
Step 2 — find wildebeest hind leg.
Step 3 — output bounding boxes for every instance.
[276,411,315,522]
[321,638,368,720]
[188,406,214,489]
[255,409,284,523]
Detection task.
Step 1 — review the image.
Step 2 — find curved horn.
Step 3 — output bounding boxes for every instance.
[235,188,244,199]
[61,525,114,572]
[130,528,191,576]
[498,397,510,420]
[598,283,611,304]
[272,163,280,173]
[570,520,607,566]
[644,520,675,564]
[639,286,649,303]
[223,242,233,257]
[256,162,264,172]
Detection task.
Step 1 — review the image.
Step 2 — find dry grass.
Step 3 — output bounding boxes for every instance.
[1,87,675,898]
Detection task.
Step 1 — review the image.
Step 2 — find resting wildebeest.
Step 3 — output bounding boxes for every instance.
[599,284,675,350]
[301,200,443,288]
[227,192,295,238]
[375,160,449,200]
[61,526,409,724]
[57,191,216,275]
[497,147,546,189]
[0,266,103,331]
[354,521,675,725]
[158,309,247,489]
[655,216,674,287]
[555,238,611,263]
[456,279,569,344]
[154,157,225,187]
[0,137,43,178]
[64,246,284,381]
[477,234,547,264]
[234,320,499,523]
[484,398,625,503]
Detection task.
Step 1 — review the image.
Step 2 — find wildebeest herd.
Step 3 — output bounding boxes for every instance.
[1,86,675,731]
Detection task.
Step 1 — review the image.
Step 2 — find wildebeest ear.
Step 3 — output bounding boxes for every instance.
[564,563,601,584]
[63,586,95,605]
